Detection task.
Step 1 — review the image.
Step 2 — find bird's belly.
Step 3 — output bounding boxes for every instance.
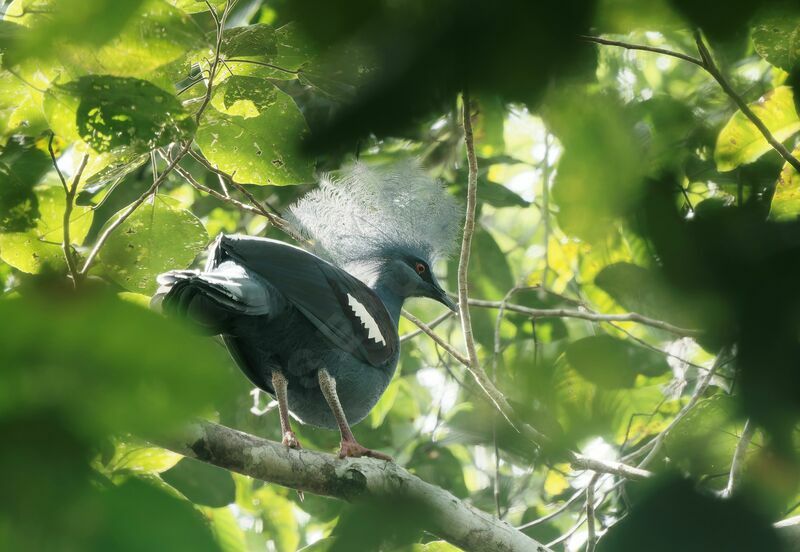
[227,310,398,430]
[286,362,394,430]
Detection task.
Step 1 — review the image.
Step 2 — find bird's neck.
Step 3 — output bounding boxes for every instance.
[372,281,405,325]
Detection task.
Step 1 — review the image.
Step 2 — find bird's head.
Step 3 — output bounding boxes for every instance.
[379,256,457,311]
[286,160,463,312]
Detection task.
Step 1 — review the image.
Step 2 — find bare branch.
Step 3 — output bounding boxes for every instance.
[586,473,602,552]
[156,420,553,552]
[466,297,700,336]
[722,419,755,498]
[580,35,704,67]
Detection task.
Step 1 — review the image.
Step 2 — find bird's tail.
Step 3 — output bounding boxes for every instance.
[151,271,237,335]
[152,261,275,335]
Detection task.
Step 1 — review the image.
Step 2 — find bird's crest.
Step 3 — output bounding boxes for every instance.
[286,161,462,267]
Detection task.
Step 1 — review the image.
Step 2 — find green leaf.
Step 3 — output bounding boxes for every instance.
[545,90,645,241]
[714,86,800,172]
[89,478,221,552]
[220,24,278,59]
[57,0,206,78]
[752,11,800,72]
[0,293,234,438]
[203,506,248,552]
[664,395,753,477]
[104,441,182,476]
[169,0,225,14]
[768,146,800,220]
[162,457,236,508]
[0,136,50,232]
[407,444,469,498]
[255,485,300,552]
[0,182,94,273]
[99,194,208,293]
[196,79,313,185]
[594,262,698,329]
[567,335,644,388]
[44,75,195,156]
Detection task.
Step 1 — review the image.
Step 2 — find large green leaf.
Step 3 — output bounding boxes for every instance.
[44,75,195,156]
[162,458,236,508]
[99,194,208,293]
[565,335,669,389]
[0,182,93,273]
[594,262,700,329]
[57,0,205,78]
[768,146,800,221]
[714,86,800,172]
[169,0,225,14]
[196,78,313,185]
[752,11,800,72]
[3,0,146,63]
[545,90,645,241]
[0,293,234,438]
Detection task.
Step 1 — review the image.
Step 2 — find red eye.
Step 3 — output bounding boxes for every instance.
[415,262,426,275]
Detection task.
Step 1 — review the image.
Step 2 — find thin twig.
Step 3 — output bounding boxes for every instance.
[459,91,480,369]
[47,135,88,287]
[541,133,552,290]
[586,473,601,552]
[580,35,704,67]
[626,347,730,468]
[400,310,454,343]
[722,419,755,498]
[225,58,300,75]
[466,297,699,336]
[62,154,89,286]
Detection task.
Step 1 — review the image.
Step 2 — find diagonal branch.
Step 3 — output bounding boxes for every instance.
[156,420,552,552]
[581,33,800,173]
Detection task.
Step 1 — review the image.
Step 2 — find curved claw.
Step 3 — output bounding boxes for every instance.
[338,439,393,461]
[282,431,302,450]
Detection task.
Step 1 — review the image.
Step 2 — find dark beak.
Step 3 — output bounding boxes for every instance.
[427,280,458,312]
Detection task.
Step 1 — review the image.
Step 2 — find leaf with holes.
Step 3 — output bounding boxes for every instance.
[98,195,208,293]
[196,79,313,185]
[0,182,94,273]
[714,86,800,172]
[44,75,195,157]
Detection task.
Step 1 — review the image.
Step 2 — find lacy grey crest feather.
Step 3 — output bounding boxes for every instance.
[286,161,462,267]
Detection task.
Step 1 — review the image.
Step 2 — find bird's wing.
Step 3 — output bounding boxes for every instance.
[211,234,398,367]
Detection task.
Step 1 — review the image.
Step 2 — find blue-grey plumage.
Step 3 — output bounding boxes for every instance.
[153,162,461,459]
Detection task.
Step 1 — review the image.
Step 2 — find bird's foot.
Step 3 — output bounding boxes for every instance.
[282,430,301,450]
[338,439,392,461]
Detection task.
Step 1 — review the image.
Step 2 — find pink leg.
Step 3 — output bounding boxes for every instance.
[317,369,392,461]
[272,371,301,450]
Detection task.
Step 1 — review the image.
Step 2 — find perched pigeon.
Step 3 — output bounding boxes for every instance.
[153,161,461,459]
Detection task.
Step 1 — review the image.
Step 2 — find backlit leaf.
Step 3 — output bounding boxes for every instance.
[714,86,800,172]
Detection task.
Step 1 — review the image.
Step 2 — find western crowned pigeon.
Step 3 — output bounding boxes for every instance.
[152,161,461,460]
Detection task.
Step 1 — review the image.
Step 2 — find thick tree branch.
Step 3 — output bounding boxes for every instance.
[156,420,552,552]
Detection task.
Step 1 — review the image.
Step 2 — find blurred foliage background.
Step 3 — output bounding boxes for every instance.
[4,0,800,550]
